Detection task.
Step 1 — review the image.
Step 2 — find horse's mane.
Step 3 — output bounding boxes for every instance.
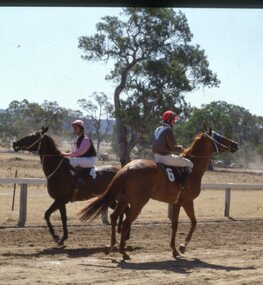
[183,132,204,156]
[45,134,62,155]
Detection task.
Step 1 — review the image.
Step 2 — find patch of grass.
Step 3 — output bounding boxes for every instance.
[14,157,23,161]
[7,156,24,161]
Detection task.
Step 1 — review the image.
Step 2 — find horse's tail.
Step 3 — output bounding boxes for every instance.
[78,169,126,222]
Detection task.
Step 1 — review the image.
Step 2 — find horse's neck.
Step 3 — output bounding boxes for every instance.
[191,157,210,180]
[186,136,213,179]
[40,155,64,178]
[187,139,213,191]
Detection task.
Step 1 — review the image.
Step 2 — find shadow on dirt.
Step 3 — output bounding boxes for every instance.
[114,257,256,274]
[1,245,143,259]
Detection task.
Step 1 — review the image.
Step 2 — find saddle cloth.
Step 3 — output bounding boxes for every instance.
[70,167,97,180]
[157,163,190,183]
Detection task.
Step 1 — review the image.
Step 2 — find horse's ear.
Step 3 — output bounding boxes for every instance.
[203,125,208,132]
[208,128,212,135]
[41,126,49,134]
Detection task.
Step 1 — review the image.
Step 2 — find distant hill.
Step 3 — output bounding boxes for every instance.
[86,119,115,135]
[0,109,5,114]
[64,116,115,135]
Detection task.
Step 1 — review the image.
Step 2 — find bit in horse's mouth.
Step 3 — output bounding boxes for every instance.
[12,143,21,152]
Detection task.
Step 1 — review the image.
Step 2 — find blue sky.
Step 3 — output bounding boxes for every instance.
[0,7,262,116]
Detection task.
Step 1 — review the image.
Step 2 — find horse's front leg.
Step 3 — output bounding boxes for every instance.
[179,201,197,254]
[170,203,181,258]
[44,201,60,243]
[58,204,68,246]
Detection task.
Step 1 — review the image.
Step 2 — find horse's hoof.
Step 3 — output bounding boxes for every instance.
[105,246,113,255]
[121,252,130,260]
[172,249,180,258]
[53,235,60,243]
[123,254,130,260]
[57,240,64,246]
[179,244,186,254]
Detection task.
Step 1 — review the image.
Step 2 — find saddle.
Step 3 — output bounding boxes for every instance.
[69,167,97,202]
[157,163,191,187]
[70,167,97,187]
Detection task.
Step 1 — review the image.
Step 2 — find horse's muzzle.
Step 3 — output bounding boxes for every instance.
[230,143,239,153]
[13,142,21,152]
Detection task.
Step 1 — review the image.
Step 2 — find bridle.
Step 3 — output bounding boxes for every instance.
[203,131,231,153]
[186,131,232,159]
[19,132,64,180]
[21,132,46,152]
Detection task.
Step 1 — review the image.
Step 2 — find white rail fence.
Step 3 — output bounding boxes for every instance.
[0,178,109,227]
[1,178,263,227]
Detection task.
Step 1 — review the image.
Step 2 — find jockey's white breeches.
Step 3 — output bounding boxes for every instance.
[69,156,96,168]
[154,153,193,168]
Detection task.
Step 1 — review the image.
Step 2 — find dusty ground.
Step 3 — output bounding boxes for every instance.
[0,152,263,284]
[0,221,262,285]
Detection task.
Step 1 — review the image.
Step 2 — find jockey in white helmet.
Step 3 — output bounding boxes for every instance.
[62,119,96,169]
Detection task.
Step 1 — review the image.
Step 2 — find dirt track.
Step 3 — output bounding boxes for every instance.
[1,153,263,284]
[0,220,262,284]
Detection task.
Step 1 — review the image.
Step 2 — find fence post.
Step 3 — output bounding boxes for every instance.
[17,184,28,227]
[224,187,231,217]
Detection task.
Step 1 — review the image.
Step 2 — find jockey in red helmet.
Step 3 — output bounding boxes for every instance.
[152,111,193,185]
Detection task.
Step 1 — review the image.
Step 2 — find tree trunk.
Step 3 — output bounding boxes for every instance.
[96,140,100,153]
[115,117,131,167]
[114,62,138,167]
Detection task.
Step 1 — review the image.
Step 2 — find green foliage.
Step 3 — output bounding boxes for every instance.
[0,99,69,147]
[78,8,220,162]
[173,101,263,166]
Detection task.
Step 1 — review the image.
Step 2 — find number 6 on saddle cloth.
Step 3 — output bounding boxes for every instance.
[158,164,191,186]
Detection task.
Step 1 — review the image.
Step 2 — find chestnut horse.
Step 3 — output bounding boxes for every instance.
[79,129,238,259]
[13,127,119,245]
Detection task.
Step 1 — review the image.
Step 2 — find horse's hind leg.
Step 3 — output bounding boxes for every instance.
[117,206,131,241]
[119,206,141,260]
[170,203,181,258]
[107,199,128,254]
[179,201,197,254]
[44,201,60,243]
[58,204,68,246]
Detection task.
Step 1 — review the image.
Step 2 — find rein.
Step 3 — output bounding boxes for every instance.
[41,155,65,180]
[24,133,65,180]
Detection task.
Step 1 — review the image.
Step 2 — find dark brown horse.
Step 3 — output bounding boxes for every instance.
[79,128,238,259]
[13,127,119,245]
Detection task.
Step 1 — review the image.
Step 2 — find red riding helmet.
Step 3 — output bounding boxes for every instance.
[162,111,179,122]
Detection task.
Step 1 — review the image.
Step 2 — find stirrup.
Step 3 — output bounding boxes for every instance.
[178,183,185,192]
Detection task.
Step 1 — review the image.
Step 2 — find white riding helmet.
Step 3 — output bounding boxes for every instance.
[72,119,85,128]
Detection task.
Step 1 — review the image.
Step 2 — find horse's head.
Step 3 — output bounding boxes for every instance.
[203,128,239,154]
[13,127,49,153]
[187,128,239,157]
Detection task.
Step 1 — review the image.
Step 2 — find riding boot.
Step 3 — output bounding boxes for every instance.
[76,168,86,189]
[71,168,86,203]
[178,167,192,191]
